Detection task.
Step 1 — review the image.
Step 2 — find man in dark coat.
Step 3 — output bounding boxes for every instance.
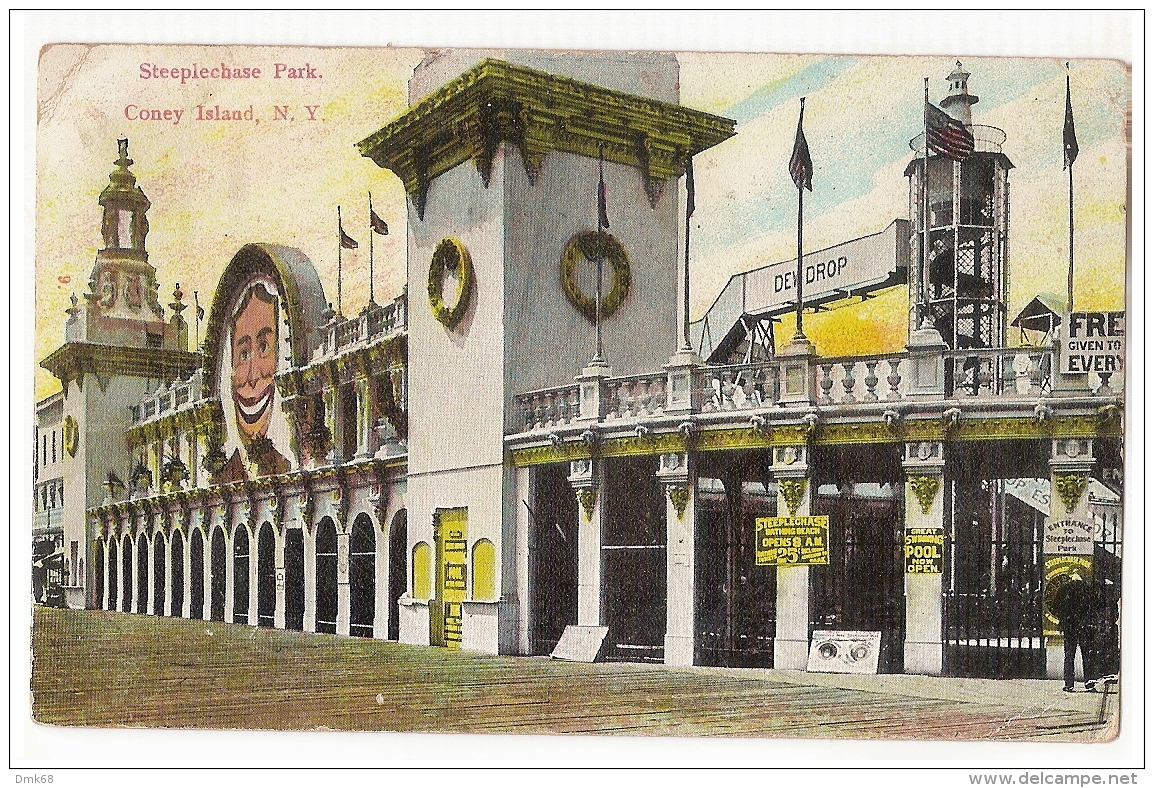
[1053,571,1092,692]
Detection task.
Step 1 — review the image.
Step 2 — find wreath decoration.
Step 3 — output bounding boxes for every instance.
[560,232,631,323]
[62,415,79,458]
[427,237,474,330]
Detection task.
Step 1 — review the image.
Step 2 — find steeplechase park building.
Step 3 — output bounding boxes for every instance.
[37,52,1124,681]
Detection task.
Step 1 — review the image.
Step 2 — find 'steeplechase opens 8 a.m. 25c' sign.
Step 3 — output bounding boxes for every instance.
[755,516,830,567]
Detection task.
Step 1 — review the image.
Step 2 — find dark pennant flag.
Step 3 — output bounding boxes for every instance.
[597,160,610,230]
[788,100,813,191]
[925,102,975,161]
[339,219,359,250]
[370,208,389,235]
[685,155,695,217]
[1063,75,1080,170]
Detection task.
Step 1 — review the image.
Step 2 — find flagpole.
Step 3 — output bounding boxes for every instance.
[337,206,344,318]
[1066,68,1075,314]
[921,77,931,330]
[794,98,806,341]
[368,192,376,306]
[594,147,605,364]
[682,155,693,352]
[193,291,201,351]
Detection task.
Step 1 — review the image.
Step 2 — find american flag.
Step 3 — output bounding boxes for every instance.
[788,99,813,192]
[925,102,974,161]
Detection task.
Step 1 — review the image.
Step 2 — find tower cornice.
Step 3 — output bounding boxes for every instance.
[41,342,202,392]
[356,58,736,217]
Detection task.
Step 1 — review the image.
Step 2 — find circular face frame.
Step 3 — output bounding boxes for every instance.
[559,231,631,324]
[427,237,475,330]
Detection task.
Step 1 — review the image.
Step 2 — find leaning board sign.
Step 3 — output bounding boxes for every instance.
[755,516,830,567]
[1060,311,1125,375]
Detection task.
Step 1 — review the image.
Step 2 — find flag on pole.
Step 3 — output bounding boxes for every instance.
[788,99,813,191]
[925,102,975,161]
[685,155,696,217]
[1063,74,1080,170]
[597,159,610,230]
[194,296,205,322]
[370,207,389,235]
[339,216,359,249]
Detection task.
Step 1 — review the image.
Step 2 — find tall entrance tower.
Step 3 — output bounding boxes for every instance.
[906,62,1014,350]
[41,140,201,609]
[358,52,734,653]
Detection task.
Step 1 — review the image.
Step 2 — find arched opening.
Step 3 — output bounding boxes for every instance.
[349,514,375,638]
[94,538,106,610]
[471,539,497,601]
[412,541,432,600]
[152,532,166,615]
[170,530,185,617]
[189,529,205,620]
[387,509,407,641]
[135,535,148,613]
[257,522,276,628]
[315,518,338,634]
[120,535,133,612]
[107,537,119,611]
[210,527,226,621]
[233,526,251,624]
[284,527,304,631]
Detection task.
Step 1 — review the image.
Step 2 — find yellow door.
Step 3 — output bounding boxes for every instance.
[434,508,467,649]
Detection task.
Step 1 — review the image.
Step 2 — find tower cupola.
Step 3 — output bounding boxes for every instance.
[939,61,979,126]
[98,138,150,259]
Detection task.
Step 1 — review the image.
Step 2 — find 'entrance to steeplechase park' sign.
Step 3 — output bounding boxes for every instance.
[904,527,944,573]
[1061,311,1125,375]
[1044,519,1094,555]
[755,516,830,567]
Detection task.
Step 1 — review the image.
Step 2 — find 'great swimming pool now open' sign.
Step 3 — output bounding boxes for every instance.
[1060,311,1125,376]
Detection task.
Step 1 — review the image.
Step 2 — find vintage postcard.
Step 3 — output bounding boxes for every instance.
[25,14,1134,767]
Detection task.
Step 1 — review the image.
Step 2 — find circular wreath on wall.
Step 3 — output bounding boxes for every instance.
[560,232,631,324]
[427,237,475,330]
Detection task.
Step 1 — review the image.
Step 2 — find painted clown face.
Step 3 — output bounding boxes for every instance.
[231,286,278,444]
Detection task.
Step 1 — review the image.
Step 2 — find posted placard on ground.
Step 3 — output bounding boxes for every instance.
[550,625,609,662]
[755,516,830,567]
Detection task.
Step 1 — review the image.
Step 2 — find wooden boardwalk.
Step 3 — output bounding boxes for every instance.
[30,606,1115,741]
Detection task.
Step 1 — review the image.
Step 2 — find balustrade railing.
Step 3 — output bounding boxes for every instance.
[323,292,408,356]
[696,362,780,412]
[507,344,1115,435]
[814,353,907,405]
[516,385,581,432]
[131,370,205,425]
[605,373,667,419]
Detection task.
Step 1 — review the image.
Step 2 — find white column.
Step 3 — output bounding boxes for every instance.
[275,527,286,629]
[304,522,317,633]
[773,444,812,670]
[515,465,533,655]
[1045,438,1096,680]
[163,531,174,617]
[569,458,603,627]
[181,530,193,619]
[224,523,235,624]
[336,527,351,635]
[354,377,377,460]
[324,387,344,465]
[658,452,695,666]
[248,526,259,626]
[902,441,946,676]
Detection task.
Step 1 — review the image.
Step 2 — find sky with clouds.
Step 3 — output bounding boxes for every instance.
[34,44,1129,397]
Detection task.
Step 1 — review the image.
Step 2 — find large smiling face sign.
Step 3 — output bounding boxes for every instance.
[231,283,279,443]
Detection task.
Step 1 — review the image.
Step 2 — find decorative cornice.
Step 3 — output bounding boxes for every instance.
[41,342,201,391]
[356,58,736,217]
[907,475,941,515]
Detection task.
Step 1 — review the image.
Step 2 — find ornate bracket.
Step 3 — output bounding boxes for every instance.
[667,485,690,521]
[779,478,808,517]
[576,488,597,521]
[1054,474,1088,514]
[908,475,941,515]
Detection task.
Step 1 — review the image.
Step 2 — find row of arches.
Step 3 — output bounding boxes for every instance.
[94,510,407,641]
